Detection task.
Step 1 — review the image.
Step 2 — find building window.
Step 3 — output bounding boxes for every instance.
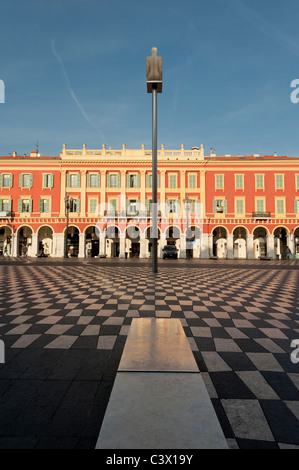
[127,199,139,215]
[0,199,11,212]
[275,174,284,190]
[169,174,177,189]
[188,174,197,189]
[256,199,265,212]
[235,174,244,189]
[235,199,244,214]
[255,174,264,189]
[167,199,178,213]
[43,174,54,188]
[87,174,100,188]
[107,174,120,188]
[1,174,13,188]
[108,198,117,213]
[215,174,224,189]
[146,173,160,188]
[69,198,80,213]
[127,174,140,188]
[296,174,299,190]
[294,199,299,214]
[68,174,80,188]
[39,199,50,213]
[19,174,33,188]
[276,199,285,214]
[18,199,32,213]
[89,198,98,213]
[213,199,227,213]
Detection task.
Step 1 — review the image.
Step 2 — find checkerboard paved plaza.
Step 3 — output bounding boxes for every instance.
[0,258,299,449]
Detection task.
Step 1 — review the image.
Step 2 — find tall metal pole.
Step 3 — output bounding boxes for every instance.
[64,194,69,258]
[152,84,158,274]
[146,46,162,274]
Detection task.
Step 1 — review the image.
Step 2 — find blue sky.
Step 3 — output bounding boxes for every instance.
[1,0,299,157]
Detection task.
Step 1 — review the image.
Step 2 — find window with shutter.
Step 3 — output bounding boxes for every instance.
[275,174,284,189]
[215,175,224,189]
[235,174,244,189]
[169,174,177,188]
[188,174,196,188]
[256,174,264,189]
[276,199,284,214]
[236,199,244,214]
[256,199,264,212]
[89,199,97,213]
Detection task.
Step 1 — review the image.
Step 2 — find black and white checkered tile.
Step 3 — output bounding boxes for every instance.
[0,262,298,449]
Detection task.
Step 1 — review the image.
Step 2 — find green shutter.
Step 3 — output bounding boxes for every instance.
[87,174,91,188]
[90,199,97,213]
[213,200,217,213]
[107,174,111,188]
[0,200,2,211]
[77,174,81,187]
[19,174,23,188]
[76,199,80,213]
[18,199,22,212]
[9,174,13,188]
[216,175,223,189]
[29,200,33,213]
[127,174,130,187]
[43,174,47,187]
[224,200,227,213]
[39,199,43,212]
[117,174,121,187]
[256,200,264,212]
[236,199,243,214]
[126,199,130,213]
[45,199,50,213]
[295,200,299,214]
[67,174,70,187]
[50,174,54,188]
[277,199,284,214]
[8,199,12,212]
[145,199,150,213]
[97,174,101,187]
[29,174,33,188]
[146,174,150,188]
[0,175,3,187]
[236,174,243,189]
[157,174,160,188]
[137,175,140,188]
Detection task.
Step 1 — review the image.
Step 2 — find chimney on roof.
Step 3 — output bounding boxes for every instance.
[13,151,17,157]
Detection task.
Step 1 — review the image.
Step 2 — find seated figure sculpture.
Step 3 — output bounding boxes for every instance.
[146,47,162,92]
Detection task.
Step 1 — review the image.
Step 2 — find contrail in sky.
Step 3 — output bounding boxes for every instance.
[51,39,105,141]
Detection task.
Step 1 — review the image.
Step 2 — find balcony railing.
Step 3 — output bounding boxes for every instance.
[252,211,271,220]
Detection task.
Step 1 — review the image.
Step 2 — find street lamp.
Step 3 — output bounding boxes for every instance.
[146,47,162,274]
[64,193,73,258]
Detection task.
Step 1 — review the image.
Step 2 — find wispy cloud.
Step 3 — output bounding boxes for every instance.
[219,0,299,57]
[51,39,105,141]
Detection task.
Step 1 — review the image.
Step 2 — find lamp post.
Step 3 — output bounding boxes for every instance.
[183,194,192,258]
[146,47,162,274]
[64,193,73,258]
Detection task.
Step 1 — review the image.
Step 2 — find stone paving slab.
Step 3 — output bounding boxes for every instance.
[0,259,298,449]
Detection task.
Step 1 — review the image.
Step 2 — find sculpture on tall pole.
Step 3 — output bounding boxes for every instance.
[146,47,162,274]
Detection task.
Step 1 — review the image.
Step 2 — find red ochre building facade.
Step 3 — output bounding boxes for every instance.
[0,144,299,259]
